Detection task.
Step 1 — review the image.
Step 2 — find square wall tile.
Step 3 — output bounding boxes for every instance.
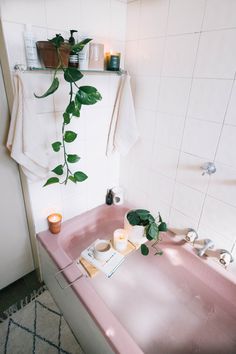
[139,0,169,39]
[158,77,191,116]
[176,152,210,193]
[45,0,81,30]
[225,81,236,126]
[152,144,179,179]
[203,0,236,31]
[167,0,205,35]
[148,171,175,205]
[110,0,127,41]
[136,108,156,141]
[194,29,236,79]
[182,118,222,160]
[134,75,160,111]
[126,0,140,40]
[215,125,236,169]
[137,38,165,76]
[197,223,234,251]
[155,112,186,150]
[147,199,170,224]
[125,40,139,76]
[208,163,236,208]
[172,182,205,221]
[80,0,110,37]
[1,0,47,26]
[200,196,236,239]
[169,207,199,234]
[188,79,232,123]
[163,34,199,77]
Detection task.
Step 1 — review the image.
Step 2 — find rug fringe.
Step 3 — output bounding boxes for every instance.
[0,285,47,323]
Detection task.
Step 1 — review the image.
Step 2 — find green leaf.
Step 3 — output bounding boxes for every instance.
[146,233,153,241]
[69,176,77,184]
[52,165,64,175]
[66,101,75,114]
[136,209,150,221]
[159,222,167,232]
[72,38,92,53]
[148,214,155,223]
[141,244,149,256]
[155,250,163,256]
[52,141,61,152]
[34,78,59,98]
[63,112,70,125]
[67,154,80,163]
[159,213,163,223]
[64,67,83,83]
[49,34,64,48]
[127,211,140,226]
[76,86,102,105]
[74,171,88,182]
[147,223,159,239]
[64,131,77,143]
[43,177,59,187]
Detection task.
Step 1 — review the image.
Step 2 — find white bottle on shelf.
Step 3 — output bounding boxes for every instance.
[78,36,90,70]
[24,24,39,68]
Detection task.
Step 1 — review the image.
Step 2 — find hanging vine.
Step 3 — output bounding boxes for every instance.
[34,34,102,186]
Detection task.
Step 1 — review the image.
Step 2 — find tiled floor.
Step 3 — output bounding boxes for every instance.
[0,271,43,317]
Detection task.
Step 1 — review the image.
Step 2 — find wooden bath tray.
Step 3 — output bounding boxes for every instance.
[79,240,137,278]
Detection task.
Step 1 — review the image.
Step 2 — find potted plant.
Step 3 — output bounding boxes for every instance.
[34,34,102,186]
[125,209,167,256]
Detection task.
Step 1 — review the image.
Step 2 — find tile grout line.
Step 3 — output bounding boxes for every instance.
[168,0,208,225]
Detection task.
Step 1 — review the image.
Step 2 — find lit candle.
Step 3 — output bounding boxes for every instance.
[105,51,120,71]
[47,213,62,234]
[113,229,128,252]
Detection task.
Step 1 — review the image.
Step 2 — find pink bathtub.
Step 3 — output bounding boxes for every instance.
[37,204,236,354]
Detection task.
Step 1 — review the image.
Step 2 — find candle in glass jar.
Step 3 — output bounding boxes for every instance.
[105,51,120,71]
[113,229,128,252]
[47,213,62,234]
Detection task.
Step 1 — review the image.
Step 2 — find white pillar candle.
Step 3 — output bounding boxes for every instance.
[113,229,128,252]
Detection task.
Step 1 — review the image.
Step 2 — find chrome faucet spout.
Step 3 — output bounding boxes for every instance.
[197,239,214,257]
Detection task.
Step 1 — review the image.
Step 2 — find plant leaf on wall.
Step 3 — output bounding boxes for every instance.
[34,78,59,98]
[43,177,59,187]
[64,67,83,83]
[64,131,77,143]
[76,86,102,105]
[52,141,62,152]
[72,38,92,53]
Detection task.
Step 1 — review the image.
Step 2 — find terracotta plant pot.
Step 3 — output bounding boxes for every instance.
[36,41,70,68]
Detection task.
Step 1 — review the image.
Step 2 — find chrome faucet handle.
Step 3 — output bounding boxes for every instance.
[197,239,214,257]
[185,228,198,243]
[219,249,234,266]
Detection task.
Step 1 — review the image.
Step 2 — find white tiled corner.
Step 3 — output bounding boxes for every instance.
[134,75,160,110]
[148,171,175,206]
[200,196,236,240]
[126,0,140,40]
[215,125,236,169]
[125,40,139,75]
[208,163,236,208]
[167,0,205,35]
[182,118,222,160]
[194,29,236,79]
[176,152,210,193]
[137,38,165,76]
[155,112,186,150]
[168,207,199,234]
[188,79,232,123]
[163,33,199,77]
[203,0,236,31]
[158,77,191,116]
[139,0,169,39]
[225,81,236,126]
[172,182,205,221]
[152,144,179,179]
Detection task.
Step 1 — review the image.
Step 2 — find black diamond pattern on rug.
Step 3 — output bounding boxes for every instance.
[4,300,72,354]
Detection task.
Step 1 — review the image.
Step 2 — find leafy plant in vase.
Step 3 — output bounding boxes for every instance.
[34,34,102,186]
[126,209,167,256]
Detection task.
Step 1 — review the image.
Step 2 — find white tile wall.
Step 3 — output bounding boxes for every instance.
[1,0,125,232]
[123,0,236,270]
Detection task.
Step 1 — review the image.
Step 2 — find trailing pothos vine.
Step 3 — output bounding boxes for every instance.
[34,34,102,186]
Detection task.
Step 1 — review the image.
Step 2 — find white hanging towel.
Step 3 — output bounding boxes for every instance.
[7,72,53,180]
[106,73,139,156]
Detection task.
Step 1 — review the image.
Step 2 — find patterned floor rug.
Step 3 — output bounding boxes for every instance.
[0,290,83,354]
